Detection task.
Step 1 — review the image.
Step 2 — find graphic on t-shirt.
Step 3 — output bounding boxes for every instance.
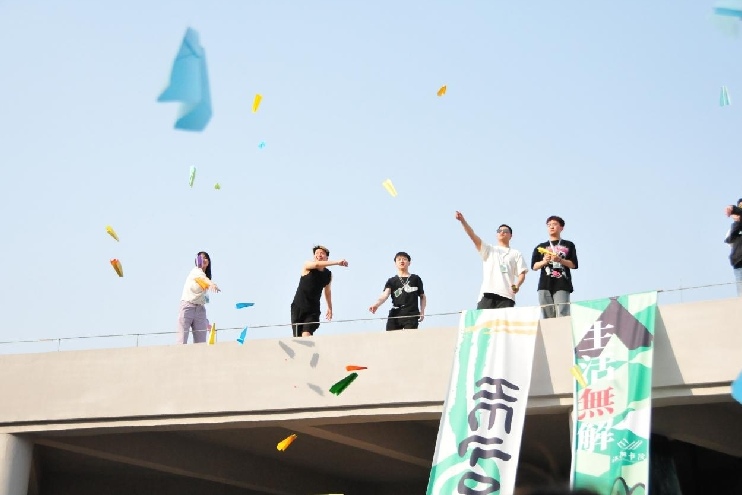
[547,245,570,279]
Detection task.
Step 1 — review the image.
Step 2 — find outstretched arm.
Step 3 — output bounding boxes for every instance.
[455,211,482,252]
[324,283,333,321]
[419,294,427,322]
[369,288,391,314]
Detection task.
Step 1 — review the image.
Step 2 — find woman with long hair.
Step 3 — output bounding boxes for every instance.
[176,251,220,344]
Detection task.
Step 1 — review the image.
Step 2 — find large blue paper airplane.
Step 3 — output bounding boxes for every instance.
[158,28,212,131]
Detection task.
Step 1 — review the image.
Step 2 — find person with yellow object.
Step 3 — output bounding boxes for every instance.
[531,216,578,319]
[176,251,220,344]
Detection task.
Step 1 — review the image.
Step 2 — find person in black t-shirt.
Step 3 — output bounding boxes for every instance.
[290,245,348,337]
[531,216,578,319]
[369,252,427,331]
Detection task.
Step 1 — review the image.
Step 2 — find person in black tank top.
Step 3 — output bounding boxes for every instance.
[291,245,349,337]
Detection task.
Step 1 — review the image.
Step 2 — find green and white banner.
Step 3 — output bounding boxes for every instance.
[570,291,657,495]
[427,307,541,495]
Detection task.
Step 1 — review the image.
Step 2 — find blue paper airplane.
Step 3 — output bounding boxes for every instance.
[235,302,254,309]
[237,326,248,345]
[158,28,212,131]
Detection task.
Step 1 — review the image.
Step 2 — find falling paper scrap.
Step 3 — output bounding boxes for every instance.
[720,85,731,106]
[236,326,248,344]
[214,183,221,190]
[345,365,367,372]
[235,302,255,309]
[570,365,587,388]
[732,370,742,404]
[157,27,213,132]
[189,166,197,187]
[382,179,398,197]
[110,259,123,277]
[208,323,216,345]
[330,372,359,396]
[252,94,263,113]
[276,433,297,451]
[437,85,447,97]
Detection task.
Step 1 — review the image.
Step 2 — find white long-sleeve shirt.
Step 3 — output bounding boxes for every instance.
[181,267,209,305]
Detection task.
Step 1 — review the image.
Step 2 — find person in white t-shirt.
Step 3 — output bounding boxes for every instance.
[176,251,221,344]
[455,211,527,309]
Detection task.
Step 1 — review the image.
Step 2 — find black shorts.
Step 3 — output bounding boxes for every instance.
[386,308,420,331]
[476,293,515,310]
[291,304,320,336]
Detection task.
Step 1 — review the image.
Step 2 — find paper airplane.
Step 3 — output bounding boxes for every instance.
[437,85,447,96]
[345,365,367,371]
[330,373,359,396]
[208,323,216,345]
[214,183,221,190]
[252,94,263,113]
[277,433,297,451]
[237,326,248,344]
[720,85,732,106]
[157,28,212,131]
[235,302,254,309]
[194,277,210,290]
[570,365,587,388]
[258,141,266,149]
[382,179,398,197]
[189,166,196,187]
[105,225,119,242]
[110,259,123,277]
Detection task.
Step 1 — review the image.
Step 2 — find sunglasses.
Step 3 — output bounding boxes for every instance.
[496,229,511,234]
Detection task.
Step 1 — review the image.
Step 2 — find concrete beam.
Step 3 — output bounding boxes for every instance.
[34,432,356,495]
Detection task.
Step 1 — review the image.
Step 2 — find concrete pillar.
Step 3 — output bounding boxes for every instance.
[0,434,32,495]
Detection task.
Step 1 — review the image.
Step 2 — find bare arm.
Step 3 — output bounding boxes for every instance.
[419,294,427,322]
[369,288,391,314]
[303,259,348,276]
[455,211,482,252]
[324,283,333,321]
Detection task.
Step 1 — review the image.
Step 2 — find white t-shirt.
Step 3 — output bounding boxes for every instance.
[181,267,209,305]
[479,243,527,301]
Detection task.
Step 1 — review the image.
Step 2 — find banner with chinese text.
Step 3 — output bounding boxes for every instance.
[570,291,657,494]
[427,307,540,495]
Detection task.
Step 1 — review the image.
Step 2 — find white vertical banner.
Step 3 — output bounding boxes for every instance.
[427,307,541,495]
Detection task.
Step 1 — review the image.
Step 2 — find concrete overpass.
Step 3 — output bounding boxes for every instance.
[1,298,741,494]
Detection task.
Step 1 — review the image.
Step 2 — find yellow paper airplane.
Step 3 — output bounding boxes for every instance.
[277,433,297,451]
[382,179,398,197]
[194,277,210,290]
[252,94,263,113]
[570,365,587,388]
[208,323,216,345]
[105,225,119,242]
[437,85,447,97]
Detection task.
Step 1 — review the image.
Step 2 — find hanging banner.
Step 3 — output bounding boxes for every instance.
[570,291,658,494]
[427,306,541,495]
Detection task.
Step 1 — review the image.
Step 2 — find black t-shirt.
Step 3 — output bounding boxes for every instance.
[530,240,578,293]
[384,274,424,313]
[292,268,332,312]
[726,220,742,268]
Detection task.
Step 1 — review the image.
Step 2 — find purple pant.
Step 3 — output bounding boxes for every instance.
[177,301,209,344]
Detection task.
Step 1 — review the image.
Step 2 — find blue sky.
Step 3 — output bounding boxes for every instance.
[0,1,740,352]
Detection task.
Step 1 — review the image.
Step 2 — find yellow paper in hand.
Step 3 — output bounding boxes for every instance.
[208,323,216,345]
[570,365,587,388]
[437,85,447,96]
[105,225,119,242]
[382,179,398,197]
[277,433,297,451]
[194,277,210,290]
[252,94,262,113]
